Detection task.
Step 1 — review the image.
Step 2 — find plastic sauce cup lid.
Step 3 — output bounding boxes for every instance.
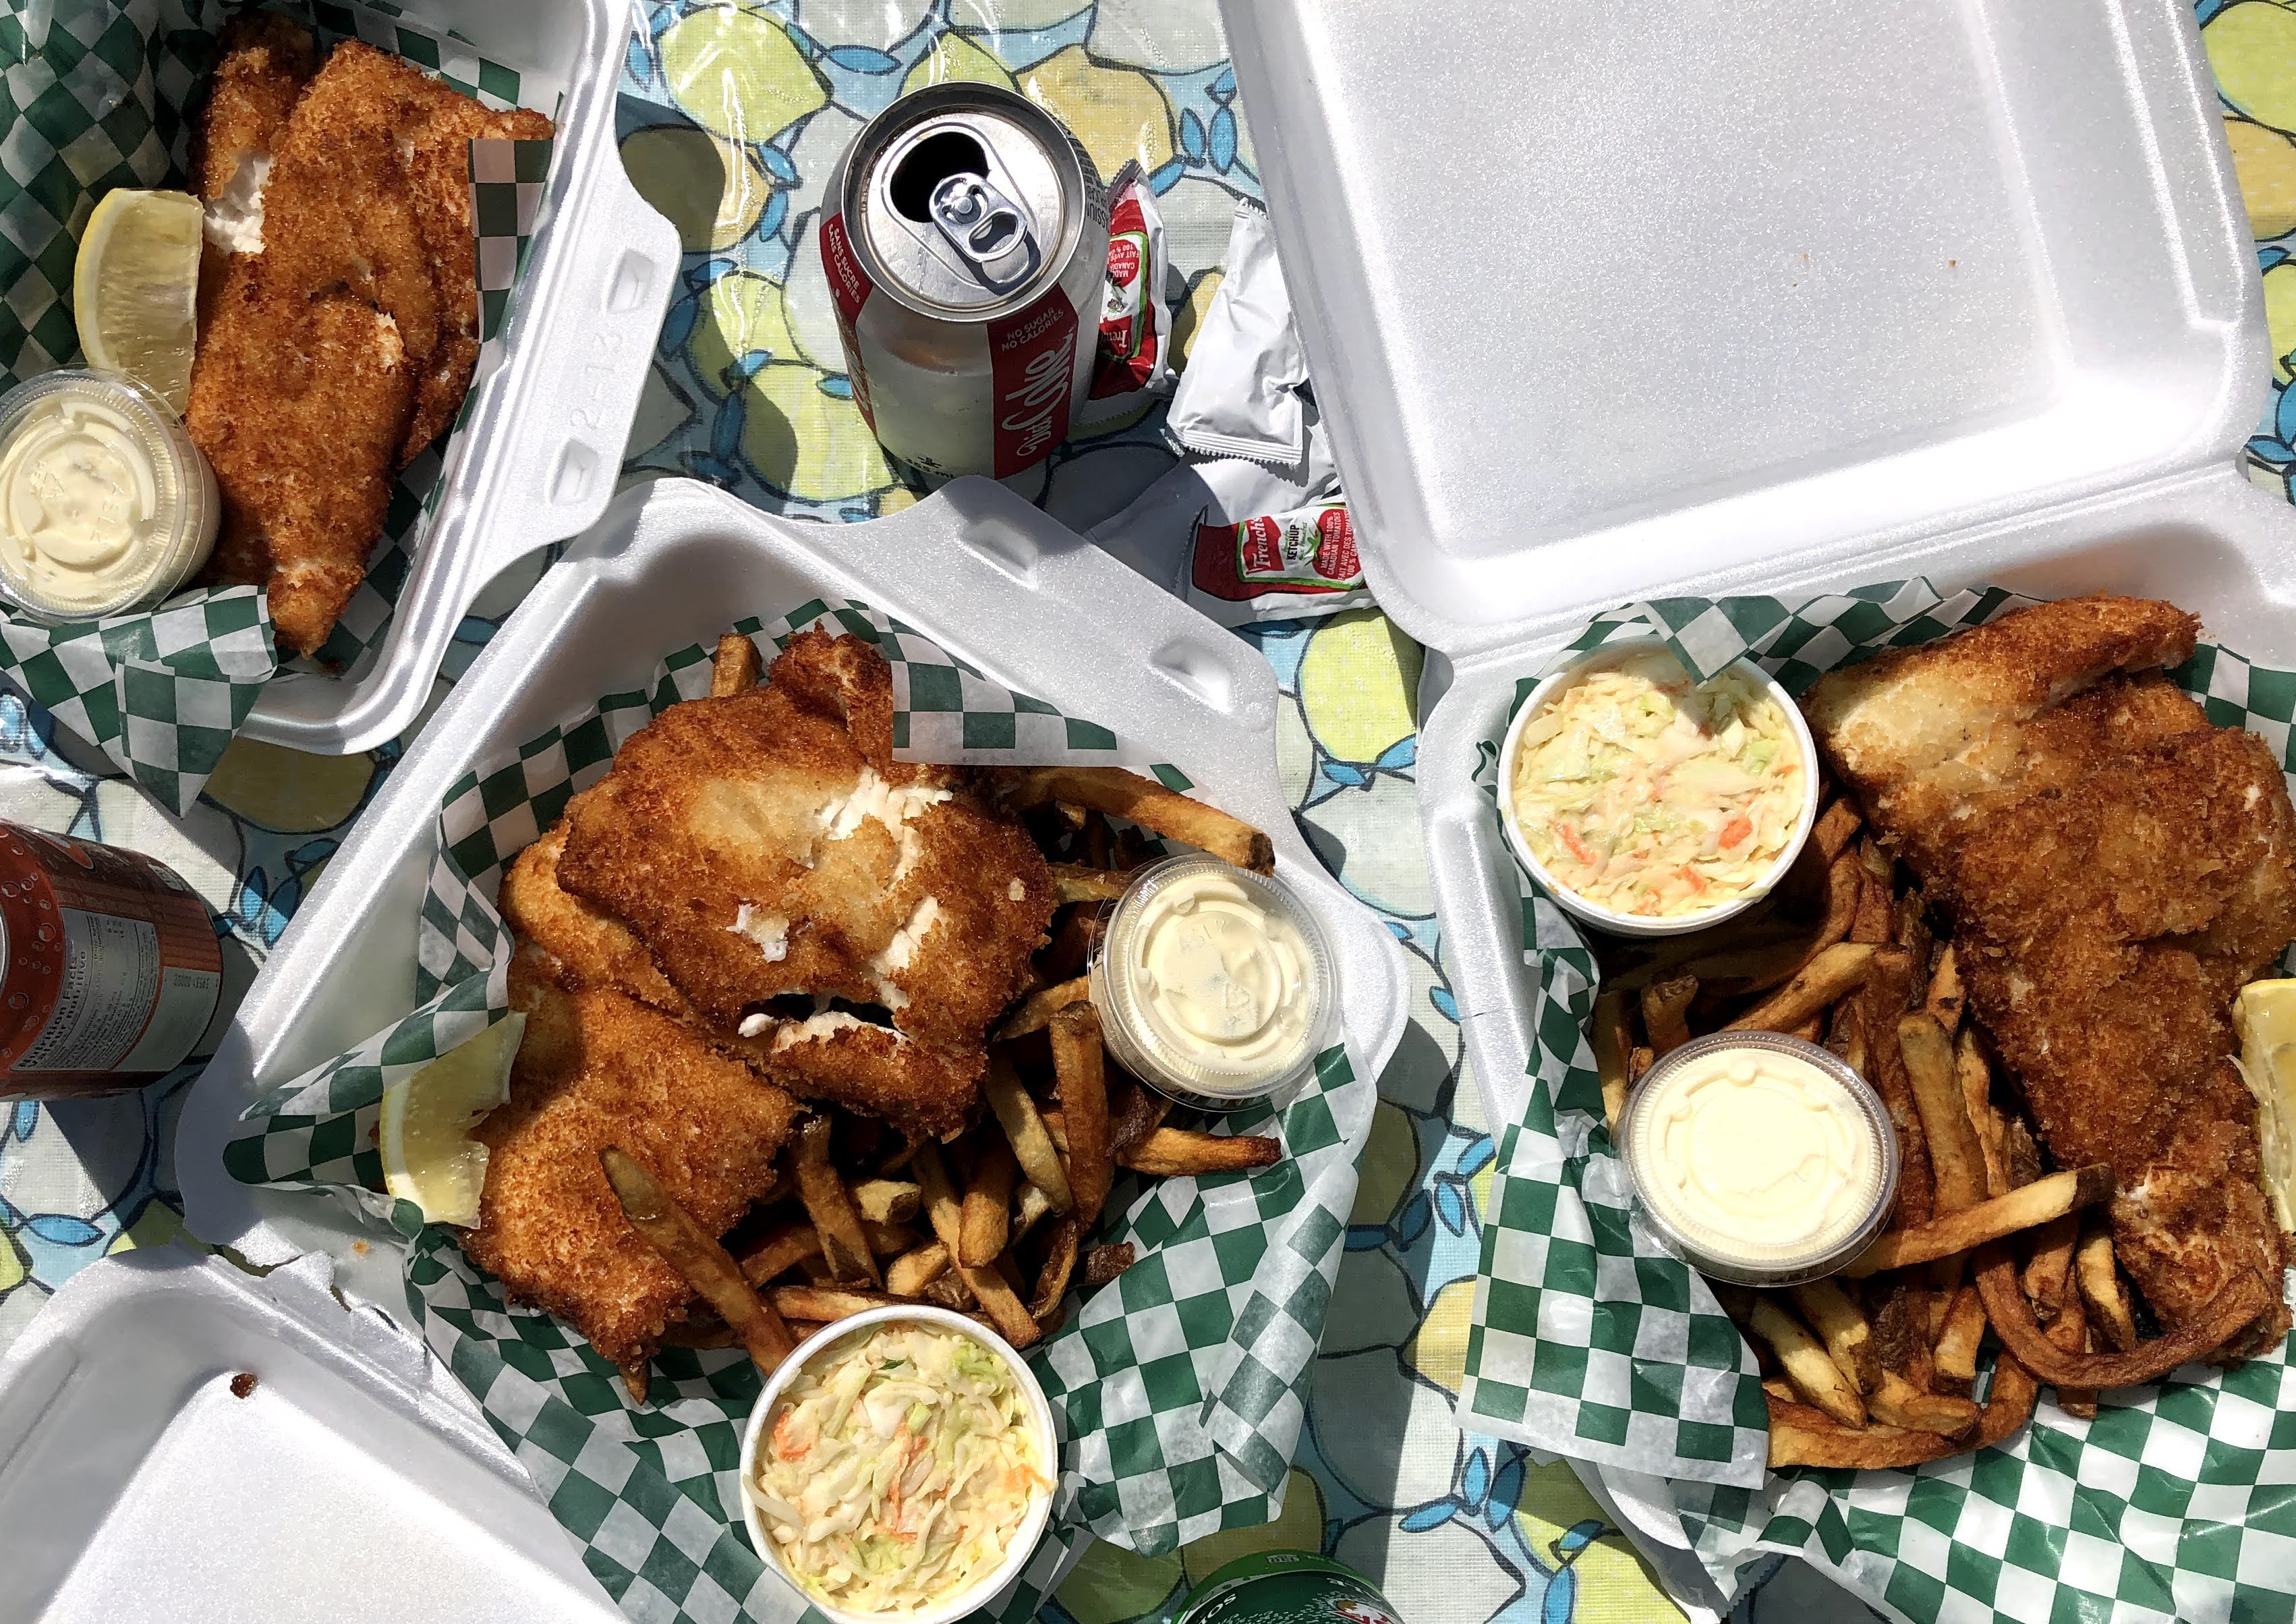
[0,366,219,622]
[1615,1030,1901,1286]
[1088,854,1332,1109]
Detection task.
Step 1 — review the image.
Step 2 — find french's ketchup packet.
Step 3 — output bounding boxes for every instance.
[1076,161,1173,426]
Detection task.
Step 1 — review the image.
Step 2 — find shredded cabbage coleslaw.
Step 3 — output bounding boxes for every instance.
[1510,649,1803,918]
[747,1322,1051,1616]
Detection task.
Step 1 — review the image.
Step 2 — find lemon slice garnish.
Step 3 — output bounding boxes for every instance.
[73,188,204,412]
[2233,979,2296,1233]
[378,1013,525,1228]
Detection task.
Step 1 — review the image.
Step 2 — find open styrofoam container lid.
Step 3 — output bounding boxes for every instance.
[1224,0,2267,660]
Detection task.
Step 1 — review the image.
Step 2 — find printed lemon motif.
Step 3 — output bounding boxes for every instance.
[1174,268,1223,369]
[2229,118,2296,242]
[1404,1277,1478,1397]
[619,123,770,252]
[203,737,376,832]
[904,30,1013,94]
[1178,1469,1327,1584]
[1298,611,1421,763]
[876,484,921,515]
[1350,1099,1420,1225]
[108,1200,188,1254]
[0,1233,22,1295]
[1053,1542,1182,1624]
[660,7,827,146]
[2264,258,2296,384]
[1516,1467,1687,1622]
[690,271,799,398]
[1019,46,1175,182]
[2207,2,2296,135]
[742,364,893,500]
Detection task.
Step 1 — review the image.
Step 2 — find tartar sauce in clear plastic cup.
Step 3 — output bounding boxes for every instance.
[0,368,218,621]
[1617,1031,1899,1285]
[1088,855,1332,1111]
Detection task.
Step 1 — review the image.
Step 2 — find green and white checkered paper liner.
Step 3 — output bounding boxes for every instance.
[224,596,1375,1624]
[0,1,551,807]
[1454,578,2296,1623]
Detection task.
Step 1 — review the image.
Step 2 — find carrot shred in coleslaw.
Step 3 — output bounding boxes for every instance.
[747,1323,1050,1616]
[1511,649,1802,918]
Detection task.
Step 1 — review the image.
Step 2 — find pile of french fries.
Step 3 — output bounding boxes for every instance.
[1600,795,2260,1470]
[584,635,1288,1401]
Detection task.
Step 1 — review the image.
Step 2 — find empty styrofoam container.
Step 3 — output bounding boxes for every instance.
[233,0,679,756]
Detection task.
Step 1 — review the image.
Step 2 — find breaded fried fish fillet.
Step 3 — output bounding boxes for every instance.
[463,957,796,1385]
[555,633,1055,1138]
[1805,596,2295,1356]
[188,36,552,656]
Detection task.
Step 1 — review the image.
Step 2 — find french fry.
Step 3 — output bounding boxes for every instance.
[739,1220,824,1288]
[766,1284,917,1324]
[1844,1165,2115,1277]
[796,1115,881,1287]
[919,1273,974,1310]
[1849,866,1894,945]
[600,1146,795,1370]
[1748,1296,1864,1426]
[1083,808,1111,868]
[1119,1126,1282,1176]
[1814,797,1862,863]
[1762,1376,1798,1406]
[886,1241,950,1297]
[1592,987,1632,1133]
[1037,909,1104,984]
[984,1055,1074,1212]
[1628,1045,1655,1084]
[851,1179,919,1225]
[2076,1225,2137,1351]
[1640,974,1697,1058]
[662,1316,737,1350]
[1758,850,1861,994]
[1108,1075,1171,1156]
[2022,1213,2079,1324]
[1010,1181,1056,1245]
[1974,1239,2276,1389]
[1033,1217,1081,1322]
[2048,1279,2098,1418]
[1931,1285,1987,1395]
[959,1135,1017,1268]
[708,632,759,696]
[1789,1278,1879,1395]
[1869,1369,1979,1438]
[913,1142,1040,1347]
[1765,1348,2038,1470]
[1955,1029,2008,1199]
[999,978,1089,1040]
[1722,943,1878,1033]
[1787,1015,1823,1042]
[1052,1001,1113,1223]
[1924,944,1963,1032]
[1899,1011,1986,1213]
[1050,863,1128,903]
[997,766,1274,873]
[1858,948,1931,1227]
[1083,1243,1136,1287]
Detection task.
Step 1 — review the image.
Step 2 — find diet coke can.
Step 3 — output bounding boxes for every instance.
[820,84,1108,480]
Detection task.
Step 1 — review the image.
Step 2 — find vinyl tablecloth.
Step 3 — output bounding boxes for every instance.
[5,4,2296,1623]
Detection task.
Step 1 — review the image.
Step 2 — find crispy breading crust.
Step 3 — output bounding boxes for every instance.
[463,961,796,1378]
[554,634,1054,1138]
[188,13,317,203]
[1805,596,2295,1353]
[188,38,553,656]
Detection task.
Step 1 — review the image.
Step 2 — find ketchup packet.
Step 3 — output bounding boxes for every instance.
[1075,162,1174,426]
[1091,457,1373,627]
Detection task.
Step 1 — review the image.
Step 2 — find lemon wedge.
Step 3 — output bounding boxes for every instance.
[378,1013,525,1228]
[2233,978,2296,1232]
[73,188,204,412]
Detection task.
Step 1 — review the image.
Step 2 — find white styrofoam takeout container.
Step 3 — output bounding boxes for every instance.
[92,475,1410,1614]
[234,0,678,756]
[739,1306,1059,1624]
[1226,0,2291,1608]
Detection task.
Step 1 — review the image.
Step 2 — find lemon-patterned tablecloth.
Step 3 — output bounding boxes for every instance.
[4,5,2295,1623]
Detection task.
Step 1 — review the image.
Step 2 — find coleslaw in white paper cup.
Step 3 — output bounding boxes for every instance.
[1497,638,1818,939]
[740,1306,1058,1624]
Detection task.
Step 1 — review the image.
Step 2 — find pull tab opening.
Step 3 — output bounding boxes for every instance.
[889,131,990,222]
